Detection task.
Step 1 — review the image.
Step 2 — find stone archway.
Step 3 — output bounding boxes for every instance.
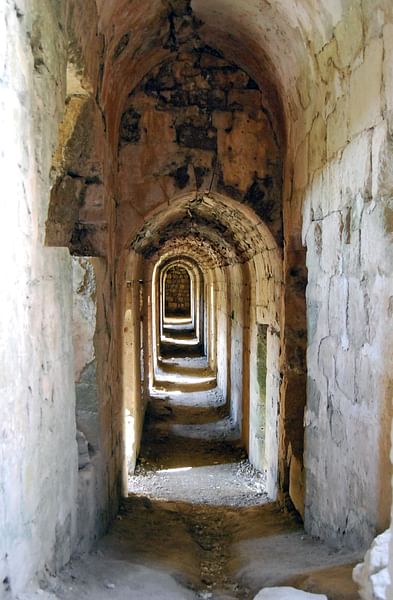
[164,264,192,317]
[125,190,283,497]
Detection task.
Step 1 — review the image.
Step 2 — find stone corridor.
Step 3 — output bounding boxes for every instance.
[1,1,393,599]
[51,343,360,600]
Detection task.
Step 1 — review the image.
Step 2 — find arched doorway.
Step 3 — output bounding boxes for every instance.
[164,265,192,319]
[125,191,283,497]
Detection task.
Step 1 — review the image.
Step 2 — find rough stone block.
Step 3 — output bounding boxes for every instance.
[353,529,391,600]
[76,462,99,553]
[354,344,376,406]
[340,131,371,199]
[228,89,261,110]
[296,66,312,110]
[119,107,141,143]
[327,94,349,158]
[289,453,305,518]
[360,203,393,276]
[306,287,329,344]
[383,24,393,114]
[217,111,273,194]
[207,88,227,109]
[254,587,327,600]
[16,592,60,600]
[176,123,217,150]
[371,121,393,200]
[305,376,321,420]
[349,38,383,137]
[212,110,233,130]
[343,229,360,272]
[317,336,337,383]
[308,170,324,220]
[316,38,338,83]
[320,211,344,276]
[199,53,230,69]
[334,3,363,68]
[334,346,355,403]
[347,277,369,349]
[362,0,389,42]
[208,68,249,89]
[301,191,313,247]
[72,259,97,381]
[294,137,308,191]
[77,430,90,469]
[327,276,348,343]
[308,114,326,174]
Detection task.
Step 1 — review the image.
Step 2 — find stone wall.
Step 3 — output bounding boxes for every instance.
[165,266,191,317]
[61,0,393,551]
[213,268,229,403]
[72,258,112,552]
[0,1,129,594]
[2,6,391,594]
[227,263,248,429]
[54,0,124,555]
[249,248,282,500]
[123,251,146,476]
[208,237,282,499]
[0,1,78,595]
[117,32,282,254]
[295,3,393,547]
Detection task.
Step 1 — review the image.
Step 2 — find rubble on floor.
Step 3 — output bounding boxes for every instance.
[353,529,391,600]
[253,588,327,599]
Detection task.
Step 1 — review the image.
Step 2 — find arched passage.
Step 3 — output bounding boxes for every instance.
[163,265,192,319]
[39,0,393,554]
[5,1,392,596]
[158,257,203,350]
[124,190,283,497]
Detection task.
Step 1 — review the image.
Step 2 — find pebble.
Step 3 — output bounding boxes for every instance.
[104,582,115,589]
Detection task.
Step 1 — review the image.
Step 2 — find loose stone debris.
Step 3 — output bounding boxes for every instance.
[45,355,361,600]
[253,588,327,600]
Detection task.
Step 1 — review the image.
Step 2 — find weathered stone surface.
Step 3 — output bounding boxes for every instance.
[253,587,327,600]
[308,114,326,173]
[3,1,393,597]
[0,1,78,595]
[77,430,90,469]
[47,96,107,256]
[165,265,191,316]
[120,107,142,143]
[16,592,59,600]
[353,530,391,600]
[294,137,308,191]
[72,258,96,381]
[112,32,130,61]
[326,94,348,158]
[289,452,305,519]
[118,48,282,245]
[383,24,393,114]
[303,6,393,548]
[372,122,393,200]
[349,38,383,137]
[334,3,363,68]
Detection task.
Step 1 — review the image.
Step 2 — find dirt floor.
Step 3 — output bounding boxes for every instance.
[44,352,362,600]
